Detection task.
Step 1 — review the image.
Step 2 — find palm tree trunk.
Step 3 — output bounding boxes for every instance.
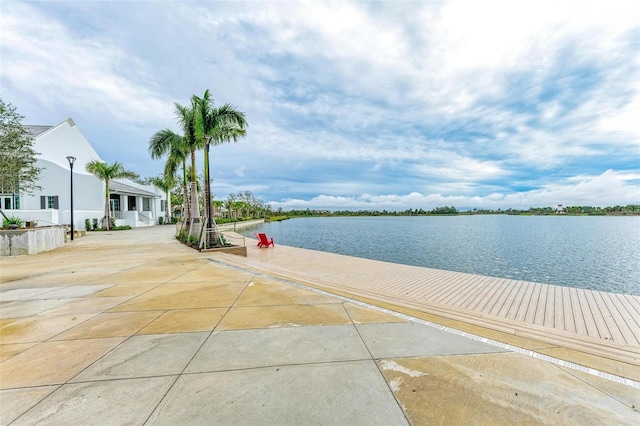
[165,189,171,222]
[190,182,200,220]
[190,151,200,221]
[104,180,111,230]
[183,185,189,220]
[181,161,189,220]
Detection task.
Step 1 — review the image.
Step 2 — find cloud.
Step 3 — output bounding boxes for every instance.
[270,170,640,211]
[1,2,174,128]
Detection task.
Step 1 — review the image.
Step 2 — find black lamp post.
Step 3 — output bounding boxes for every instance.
[204,138,212,245]
[66,156,76,241]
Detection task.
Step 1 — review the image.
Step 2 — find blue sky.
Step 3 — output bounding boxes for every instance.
[2,0,639,211]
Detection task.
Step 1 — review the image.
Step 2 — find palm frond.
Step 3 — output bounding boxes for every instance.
[149,129,181,159]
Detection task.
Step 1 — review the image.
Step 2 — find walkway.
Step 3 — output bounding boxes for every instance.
[1,226,638,425]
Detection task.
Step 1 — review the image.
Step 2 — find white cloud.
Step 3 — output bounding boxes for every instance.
[270,170,640,211]
[1,2,173,127]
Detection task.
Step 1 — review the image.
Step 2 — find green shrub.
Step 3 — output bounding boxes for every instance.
[158,217,164,225]
[85,219,91,230]
[92,218,98,230]
[94,225,131,231]
[187,234,199,246]
[2,216,24,228]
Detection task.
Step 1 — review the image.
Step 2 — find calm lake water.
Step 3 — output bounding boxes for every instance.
[243,215,640,296]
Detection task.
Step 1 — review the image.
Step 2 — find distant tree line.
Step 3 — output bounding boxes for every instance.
[274,204,640,217]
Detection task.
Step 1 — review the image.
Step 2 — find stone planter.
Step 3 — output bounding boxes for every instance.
[1,226,65,256]
[200,245,247,256]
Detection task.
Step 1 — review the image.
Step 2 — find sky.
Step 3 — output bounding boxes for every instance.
[2,0,639,211]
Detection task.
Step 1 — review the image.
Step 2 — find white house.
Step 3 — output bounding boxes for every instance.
[1,118,167,230]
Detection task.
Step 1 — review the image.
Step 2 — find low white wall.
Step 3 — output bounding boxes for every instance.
[0,226,65,256]
[3,210,59,227]
[3,209,103,230]
[62,210,105,230]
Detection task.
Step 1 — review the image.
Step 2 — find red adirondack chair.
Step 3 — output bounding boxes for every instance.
[254,232,274,248]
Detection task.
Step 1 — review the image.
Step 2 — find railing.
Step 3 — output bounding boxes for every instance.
[220,231,246,247]
[138,212,153,226]
[111,211,124,219]
[199,226,246,250]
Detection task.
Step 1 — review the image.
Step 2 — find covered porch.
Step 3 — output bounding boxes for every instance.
[109,181,160,228]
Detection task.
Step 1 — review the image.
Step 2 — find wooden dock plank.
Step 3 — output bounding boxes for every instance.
[475,279,508,313]
[486,280,516,316]
[452,275,491,309]
[415,270,464,299]
[621,294,640,318]
[599,292,639,346]
[534,284,549,326]
[561,286,576,334]
[524,283,542,324]
[616,293,640,330]
[496,280,523,318]
[504,281,528,320]
[437,274,478,305]
[576,289,601,338]
[583,290,613,340]
[513,282,535,322]
[591,292,624,343]
[463,276,502,311]
[553,285,564,331]
[569,287,588,337]
[449,275,490,307]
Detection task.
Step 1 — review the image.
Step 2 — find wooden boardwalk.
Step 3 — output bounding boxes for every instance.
[215,241,640,366]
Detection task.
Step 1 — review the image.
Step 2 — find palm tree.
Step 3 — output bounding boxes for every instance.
[232,201,245,219]
[85,160,138,230]
[212,200,224,218]
[174,101,201,222]
[149,174,174,223]
[148,129,190,220]
[192,90,247,229]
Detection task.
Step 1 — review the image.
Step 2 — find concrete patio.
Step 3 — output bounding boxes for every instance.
[1,226,638,425]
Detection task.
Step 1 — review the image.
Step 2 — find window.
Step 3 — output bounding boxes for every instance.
[40,196,59,209]
[143,198,151,211]
[3,197,11,209]
[127,197,136,211]
[160,200,166,212]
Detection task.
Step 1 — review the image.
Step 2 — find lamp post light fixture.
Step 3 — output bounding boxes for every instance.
[66,156,76,241]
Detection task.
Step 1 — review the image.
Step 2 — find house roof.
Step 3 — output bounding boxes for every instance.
[109,180,158,197]
[25,125,54,138]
